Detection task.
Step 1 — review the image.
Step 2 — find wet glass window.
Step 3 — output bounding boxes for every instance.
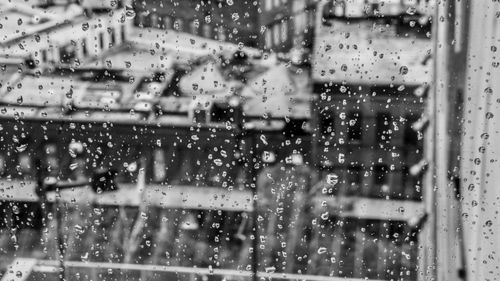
[1,1,496,281]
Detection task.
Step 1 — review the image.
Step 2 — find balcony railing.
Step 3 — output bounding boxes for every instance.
[2,258,386,281]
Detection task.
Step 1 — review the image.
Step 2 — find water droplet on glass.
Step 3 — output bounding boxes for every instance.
[326,174,338,185]
[320,212,329,220]
[74,224,84,234]
[260,135,268,145]
[265,266,276,273]
[16,143,28,152]
[125,7,136,19]
[402,252,411,260]
[399,66,408,75]
[406,7,417,15]
[69,163,78,170]
[338,153,345,164]
[317,247,327,254]
[12,205,20,215]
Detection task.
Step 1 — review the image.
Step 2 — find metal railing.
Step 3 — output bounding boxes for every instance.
[2,258,385,281]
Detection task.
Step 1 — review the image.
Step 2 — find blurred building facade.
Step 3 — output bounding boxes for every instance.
[132,0,260,47]
[0,1,315,279]
[259,0,316,54]
[130,0,317,56]
[0,1,130,69]
[308,0,434,279]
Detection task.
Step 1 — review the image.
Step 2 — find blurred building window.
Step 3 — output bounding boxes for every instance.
[164,16,172,29]
[265,28,272,48]
[294,13,305,35]
[333,0,346,17]
[265,0,272,11]
[59,44,76,64]
[81,39,88,56]
[338,219,357,277]
[374,164,388,185]
[203,24,212,38]
[68,140,86,181]
[320,112,335,138]
[402,165,422,200]
[217,26,226,41]
[190,19,200,35]
[174,19,184,31]
[307,9,315,26]
[273,0,280,9]
[347,164,362,195]
[18,153,32,180]
[44,143,60,177]
[0,154,5,176]
[179,148,195,184]
[109,27,116,47]
[150,13,159,28]
[99,32,105,50]
[273,24,280,45]
[41,49,47,63]
[404,114,420,146]
[373,164,389,196]
[281,20,288,42]
[135,12,146,27]
[347,111,362,142]
[376,112,392,143]
[153,149,167,182]
[120,25,126,42]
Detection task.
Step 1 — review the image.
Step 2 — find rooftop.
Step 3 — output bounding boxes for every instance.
[0,47,311,125]
[0,2,85,48]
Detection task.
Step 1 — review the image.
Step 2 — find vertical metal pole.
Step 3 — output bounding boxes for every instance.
[244,130,258,281]
[252,187,258,281]
[55,192,66,281]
